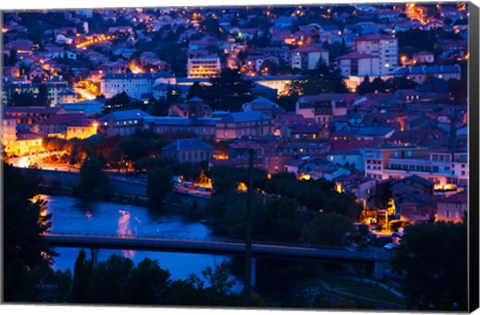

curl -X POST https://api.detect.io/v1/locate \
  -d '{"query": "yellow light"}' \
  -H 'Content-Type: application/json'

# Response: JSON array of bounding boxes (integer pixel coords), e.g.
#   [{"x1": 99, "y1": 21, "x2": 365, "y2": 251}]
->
[
  {"x1": 298, "y1": 174, "x2": 311, "y2": 181},
  {"x1": 237, "y1": 182, "x2": 248, "y2": 192}
]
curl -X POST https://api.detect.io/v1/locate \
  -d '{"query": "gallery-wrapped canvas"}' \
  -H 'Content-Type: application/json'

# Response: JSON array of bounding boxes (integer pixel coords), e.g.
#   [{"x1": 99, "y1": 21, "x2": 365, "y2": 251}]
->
[{"x1": 1, "y1": 0, "x2": 479, "y2": 313}]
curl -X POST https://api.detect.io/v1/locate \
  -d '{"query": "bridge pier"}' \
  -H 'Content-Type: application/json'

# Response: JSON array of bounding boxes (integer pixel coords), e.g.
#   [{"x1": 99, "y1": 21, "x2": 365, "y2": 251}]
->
[
  {"x1": 251, "y1": 258, "x2": 256, "y2": 288},
  {"x1": 90, "y1": 248, "x2": 99, "y2": 267},
  {"x1": 373, "y1": 261, "x2": 388, "y2": 279}
]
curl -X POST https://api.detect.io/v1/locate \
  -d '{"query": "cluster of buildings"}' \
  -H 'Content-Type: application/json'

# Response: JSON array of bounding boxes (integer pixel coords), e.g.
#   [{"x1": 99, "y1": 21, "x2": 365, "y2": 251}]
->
[{"x1": 1, "y1": 3, "x2": 470, "y2": 228}]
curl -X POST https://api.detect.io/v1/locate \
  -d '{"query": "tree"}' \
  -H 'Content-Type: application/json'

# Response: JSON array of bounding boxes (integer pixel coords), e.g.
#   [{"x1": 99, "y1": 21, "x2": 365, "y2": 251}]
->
[
  {"x1": 70, "y1": 249, "x2": 93, "y2": 303},
  {"x1": 357, "y1": 75, "x2": 371, "y2": 95},
  {"x1": 3, "y1": 163, "x2": 55, "y2": 301},
  {"x1": 37, "y1": 84, "x2": 50, "y2": 106},
  {"x1": 187, "y1": 82, "x2": 206, "y2": 100},
  {"x1": 391, "y1": 222, "x2": 467, "y2": 310},
  {"x1": 205, "y1": 68, "x2": 253, "y2": 111},
  {"x1": 146, "y1": 167, "x2": 173, "y2": 209},
  {"x1": 304, "y1": 213, "x2": 352, "y2": 247},
  {"x1": 288, "y1": 58, "x2": 348, "y2": 96},
  {"x1": 126, "y1": 258, "x2": 171, "y2": 304},
  {"x1": 76, "y1": 156, "x2": 111, "y2": 199}
]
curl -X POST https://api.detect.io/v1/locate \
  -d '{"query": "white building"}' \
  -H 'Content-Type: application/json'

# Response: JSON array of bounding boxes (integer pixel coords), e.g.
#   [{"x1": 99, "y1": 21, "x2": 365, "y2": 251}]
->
[
  {"x1": 100, "y1": 73, "x2": 155, "y2": 100},
  {"x1": 337, "y1": 52, "x2": 380, "y2": 78},
  {"x1": 353, "y1": 34, "x2": 398, "y2": 76},
  {"x1": 364, "y1": 147, "x2": 468, "y2": 188},
  {"x1": 187, "y1": 54, "x2": 221, "y2": 78},
  {"x1": 291, "y1": 45, "x2": 329, "y2": 70}
]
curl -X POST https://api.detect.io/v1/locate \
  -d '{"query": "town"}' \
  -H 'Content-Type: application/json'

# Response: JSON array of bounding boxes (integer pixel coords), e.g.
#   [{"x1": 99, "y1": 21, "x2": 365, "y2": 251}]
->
[{"x1": 1, "y1": 2, "x2": 471, "y2": 310}]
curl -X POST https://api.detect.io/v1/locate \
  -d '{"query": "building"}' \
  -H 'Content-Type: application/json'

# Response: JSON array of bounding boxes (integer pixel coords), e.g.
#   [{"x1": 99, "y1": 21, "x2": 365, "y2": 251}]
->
[
  {"x1": 187, "y1": 54, "x2": 221, "y2": 78},
  {"x1": 215, "y1": 111, "x2": 274, "y2": 141},
  {"x1": 353, "y1": 34, "x2": 398, "y2": 75},
  {"x1": 57, "y1": 100, "x2": 105, "y2": 117},
  {"x1": 363, "y1": 147, "x2": 467, "y2": 188},
  {"x1": 393, "y1": 65, "x2": 462, "y2": 84},
  {"x1": 1, "y1": 115, "x2": 17, "y2": 156},
  {"x1": 242, "y1": 97, "x2": 283, "y2": 117},
  {"x1": 4, "y1": 106, "x2": 68, "y2": 125},
  {"x1": 168, "y1": 97, "x2": 213, "y2": 118},
  {"x1": 2, "y1": 78, "x2": 73, "y2": 107},
  {"x1": 161, "y1": 138, "x2": 213, "y2": 163},
  {"x1": 12, "y1": 132, "x2": 43, "y2": 157},
  {"x1": 99, "y1": 109, "x2": 152, "y2": 137},
  {"x1": 291, "y1": 45, "x2": 329, "y2": 70},
  {"x1": 36, "y1": 113, "x2": 97, "y2": 140},
  {"x1": 296, "y1": 94, "x2": 348, "y2": 125},
  {"x1": 143, "y1": 116, "x2": 219, "y2": 140},
  {"x1": 436, "y1": 192, "x2": 467, "y2": 223},
  {"x1": 412, "y1": 51, "x2": 435, "y2": 64},
  {"x1": 337, "y1": 52, "x2": 380, "y2": 78},
  {"x1": 100, "y1": 73, "x2": 156, "y2": 100}
]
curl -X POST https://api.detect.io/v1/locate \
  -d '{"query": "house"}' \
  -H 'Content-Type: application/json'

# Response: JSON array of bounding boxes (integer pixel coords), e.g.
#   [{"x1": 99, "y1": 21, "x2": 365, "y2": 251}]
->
[
  {"x1": 436, "y1": 192, "x2": 467, "y2": 223},
  {"x1": 228, "y1": 142, "x2": 264, "y2": 160},
  {"x1": 242, "y1": 97, "x2": 282, "y2": 117},
  {"x1": 412, "y1": 51, "x2": 435, "y2": 64},
  {"x1": 36, "y1": 113, "x2": 97, "y2": 140},
  {"x1": 168, "y1": 97, "x2": 213, "y2": 118},
  {"x1": 287, "y1": 123, "x2": 328, "y2": 141},
  {"x1": 394, "y1": 89, "x2": 420, "y2": 102},
  {"x1": 161, "y1": 138, "x2": 213, "y2": 163},
  {"x1": 297, "y1": 158, "x2": 351, "y2": 181},
  {"x1": 296, "y1": 94, "x2": 349, "y2": 125}
]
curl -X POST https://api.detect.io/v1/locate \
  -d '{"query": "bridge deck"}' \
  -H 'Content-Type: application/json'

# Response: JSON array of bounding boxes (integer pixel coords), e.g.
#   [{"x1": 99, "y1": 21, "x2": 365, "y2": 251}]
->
[{"x1": 45, "y1": 234, "x2": 392, "y2": 263}]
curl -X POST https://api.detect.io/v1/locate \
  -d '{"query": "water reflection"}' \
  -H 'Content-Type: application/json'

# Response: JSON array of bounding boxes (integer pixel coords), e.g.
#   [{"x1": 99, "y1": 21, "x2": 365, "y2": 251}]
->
[
  {"x1": 42, "y1": 195, "x2": 234, "y2": 283},
  {"x1": 117, "y1": 210, "x2": 136, "y2": 258}
]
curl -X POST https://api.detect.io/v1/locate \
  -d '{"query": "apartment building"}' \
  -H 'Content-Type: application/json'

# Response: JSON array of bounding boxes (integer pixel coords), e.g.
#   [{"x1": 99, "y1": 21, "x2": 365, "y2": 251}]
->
[
  {"x1": 291, "y1": 45, "x2": 329, "y2": 70},
  {"x1": 353, "y1": 34, "x2": 398, "y2": 76},
  {"x1": 337, "y1": 52, "x2": 381, "y2": 77},
  {"x1": 187, "y1": 54, "x2": 221, "y2": 78},
  {"x1": 364, "y1": 147, "x2": 468, "y2": 188}
]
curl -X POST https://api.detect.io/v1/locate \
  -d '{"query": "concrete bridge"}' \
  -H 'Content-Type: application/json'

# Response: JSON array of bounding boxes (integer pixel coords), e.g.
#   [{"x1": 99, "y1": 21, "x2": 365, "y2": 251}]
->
[{"x1": 45, "y1": 234, "x2": 392, "y2": 280}]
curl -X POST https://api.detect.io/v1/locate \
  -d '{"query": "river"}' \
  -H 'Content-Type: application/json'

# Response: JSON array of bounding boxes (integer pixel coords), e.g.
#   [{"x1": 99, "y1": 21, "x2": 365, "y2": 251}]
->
[{"x1": 42, "y1": 194, "x2": 236, "y2": 284}]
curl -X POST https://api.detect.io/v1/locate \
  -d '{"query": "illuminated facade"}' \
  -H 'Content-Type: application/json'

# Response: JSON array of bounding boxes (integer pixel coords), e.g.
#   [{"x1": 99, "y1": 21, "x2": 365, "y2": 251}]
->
[
  {"x1": 187, "y1": 54, "x2": 221, "y2": 78},
  {"x1": 364, "y1": 147, "x2": 468, "y2": 188},
  {"x1": 436, "y1": 193, "x2": 467, "y2": 223},
  {"x1": 1, "y1": 116, "x2": 17, "y2": 156}
]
